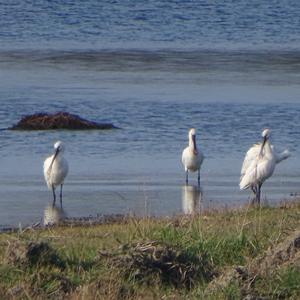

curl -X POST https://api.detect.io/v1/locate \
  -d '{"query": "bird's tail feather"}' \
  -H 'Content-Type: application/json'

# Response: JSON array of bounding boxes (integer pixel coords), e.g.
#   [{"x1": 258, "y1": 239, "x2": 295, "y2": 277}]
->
[
  {"x1": 276, "y1": 149, "x2": 290, "y2": 163},
  {"x1": 239, "y1": 176, "x2": 251, "y2": 190}
]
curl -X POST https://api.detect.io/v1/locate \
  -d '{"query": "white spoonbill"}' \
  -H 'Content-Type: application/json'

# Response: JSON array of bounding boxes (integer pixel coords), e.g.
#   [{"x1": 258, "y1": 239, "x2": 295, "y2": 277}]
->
[
  {"x1": 44, "y1": 141, "x2": 69, "y2": 208},
  {"x1": 182, "y1": 128, "x2": 204, "y2": 185},
  {"x1": 240, "y1": 129, "x2": 290, "y2": 204}
]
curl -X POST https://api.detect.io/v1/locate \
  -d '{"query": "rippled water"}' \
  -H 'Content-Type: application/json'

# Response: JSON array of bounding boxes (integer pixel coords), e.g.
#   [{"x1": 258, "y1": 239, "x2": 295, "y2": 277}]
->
[
  {"x1": 1, "y1": 0, "x2": 300, "y2": 50},
  {"x1": 0, "y1": 1, "x2": 300, "y2": 228}
]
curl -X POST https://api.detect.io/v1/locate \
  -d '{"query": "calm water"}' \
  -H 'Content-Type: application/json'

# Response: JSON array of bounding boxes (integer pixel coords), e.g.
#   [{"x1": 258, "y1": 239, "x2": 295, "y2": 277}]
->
[{"x1": 0, "y1": 0, "x2": 300, "y2": 228}]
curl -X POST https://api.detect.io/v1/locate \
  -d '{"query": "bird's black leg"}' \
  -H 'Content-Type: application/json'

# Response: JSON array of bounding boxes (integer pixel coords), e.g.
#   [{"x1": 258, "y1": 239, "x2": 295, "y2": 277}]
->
[
  {"x1": 197, "y1": 169, "x2": 200, "y2": 186},
  {"x1": 256, "y1": 183, "x2": 262, "y2": 205},
  {"x1": 60, "y1": 184, "x2": 63, "y2": 209},
  {"x1": 250, "y1": 185, "x2": 257, "y2": 204},
  {"x1": 185, "y1": 170, "x2": 188, "y2": 185},
  {"x1": 52, "y1": 185, "x2": 56, "y2": 207},
  {"x1": 254, "y1": 184, "x2": 260, "y2": 205}
]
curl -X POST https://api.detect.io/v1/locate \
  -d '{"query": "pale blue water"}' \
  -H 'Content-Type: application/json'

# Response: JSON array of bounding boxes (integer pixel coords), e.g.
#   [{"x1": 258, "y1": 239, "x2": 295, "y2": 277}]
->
[{"x1": 0, "y1": 1, "x2": 300, "y2": 228}]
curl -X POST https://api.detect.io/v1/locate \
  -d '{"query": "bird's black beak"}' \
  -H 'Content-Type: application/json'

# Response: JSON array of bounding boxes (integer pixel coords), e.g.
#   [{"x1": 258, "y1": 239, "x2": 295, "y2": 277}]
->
[
  {"x1": 50, "y1": 147, "x2": 60, "y2": 168},
  {"x1": 192, "y1": 134, "x2": 197, "y2": 147},
  {"x1": 192, "y1": 134, "x2": 198, "y2": 154},
  {"x1": 259, "y1": 136, "x2": 267, "y2": 156}
]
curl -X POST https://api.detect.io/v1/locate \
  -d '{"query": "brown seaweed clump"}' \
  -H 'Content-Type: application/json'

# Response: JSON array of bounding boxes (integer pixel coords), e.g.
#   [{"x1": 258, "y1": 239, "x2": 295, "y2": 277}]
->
[{"x1": 10, "y1": 112, "x2": 118, "y2": 130}]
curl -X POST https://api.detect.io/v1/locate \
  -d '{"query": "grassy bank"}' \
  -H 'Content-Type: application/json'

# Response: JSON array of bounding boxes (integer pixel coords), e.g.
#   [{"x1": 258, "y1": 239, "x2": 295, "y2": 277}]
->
[{"x1": 1, "y1": 201, "x2": 300, "y2": 299}]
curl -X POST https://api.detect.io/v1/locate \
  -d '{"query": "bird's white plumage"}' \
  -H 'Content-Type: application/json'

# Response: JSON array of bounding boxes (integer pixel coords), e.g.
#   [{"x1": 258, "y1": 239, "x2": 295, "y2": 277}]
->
[
  {"x1": 182, "y1": 128, "x2": 204, "y2": 173},
  {"x1": 43, "y1": 155, "x2": 68, "y2": 189},
  {"x1": 275, "y1": 149, "x2": 290, "y2": 164},
  {"x1": 239, "y1": 145, "x2": 276, "y2": 190},
  {"x1": 239, "y1": 129, "x2": 290, "y2": 194},
  {"x1": 240, "y1": 143, "x2": 262, "y2": 183},
  {"x1": 182, "y1": 148, "x2": 203, "y2": 172},
  {"x1": 43, "y1": 141, "x2": 68, "y2": 190},
  {"x1": 240, "y1": 143, "x2": 290, "y2": 184}
]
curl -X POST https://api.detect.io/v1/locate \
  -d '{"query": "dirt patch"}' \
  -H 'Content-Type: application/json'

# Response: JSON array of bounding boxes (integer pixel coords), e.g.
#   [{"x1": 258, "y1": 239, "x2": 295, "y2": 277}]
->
[
  {"x1": 98, "y1": 240, "x2": 215, "y2": 289},
  {"x1": 10, "y1": 112, "x2": 118, "y2": 130}
]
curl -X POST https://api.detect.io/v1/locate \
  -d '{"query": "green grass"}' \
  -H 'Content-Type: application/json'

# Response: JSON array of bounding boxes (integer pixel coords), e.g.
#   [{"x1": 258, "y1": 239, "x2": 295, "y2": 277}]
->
[
  {"x1": 253, "y1": 266, "x2": 300, "y2": 299},
  {"x1": 0, "y1": 202, "x2": 300, "y2": 299}
]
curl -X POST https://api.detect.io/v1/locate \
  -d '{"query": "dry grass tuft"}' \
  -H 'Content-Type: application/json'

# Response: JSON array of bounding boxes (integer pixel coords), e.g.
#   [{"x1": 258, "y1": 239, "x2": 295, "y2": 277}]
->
[
  {"x1": 99, "y1": 240, "x2": 215, "y2": 289},
  {"x1": 5, "y1": 240, "x2": 65, "y2": 269},
  {"x1": 1, "y1": 202, "x2": 300, "y2": 299}
]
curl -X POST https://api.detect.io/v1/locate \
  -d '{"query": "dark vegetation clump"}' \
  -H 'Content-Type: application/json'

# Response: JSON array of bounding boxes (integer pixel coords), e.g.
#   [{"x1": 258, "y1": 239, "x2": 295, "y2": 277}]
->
[
  {"x1": 99, "y1": 240, "x2": 215, "y2": 289},
  {"x1": 10, "y1": 112, "x2": 118, "y2": 130},
  {"x1": 5, "y1": 240, "x2": 65, "y2": 269},
  {"x1": 38, "y1": 273, "x2": 76, "y2": 295}
]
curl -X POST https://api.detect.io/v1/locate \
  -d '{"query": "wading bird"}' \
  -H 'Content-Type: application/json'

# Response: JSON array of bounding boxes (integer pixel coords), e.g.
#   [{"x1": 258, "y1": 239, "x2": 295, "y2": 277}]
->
[
  {"x1": 182, "y1": 128, "x2": 204, "y2": 185},
  {"x1": 44, "y1": 141, "x2": 69, "y2": 208},
  {"x1": 240, "y1": 129, "x2": 290, "y2": 204}
]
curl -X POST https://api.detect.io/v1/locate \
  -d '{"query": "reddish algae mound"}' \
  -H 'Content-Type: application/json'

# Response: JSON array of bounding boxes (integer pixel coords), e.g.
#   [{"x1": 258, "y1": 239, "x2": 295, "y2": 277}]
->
[{"x1": 10, "y1": 112, "x2": 117, "y2": 130}]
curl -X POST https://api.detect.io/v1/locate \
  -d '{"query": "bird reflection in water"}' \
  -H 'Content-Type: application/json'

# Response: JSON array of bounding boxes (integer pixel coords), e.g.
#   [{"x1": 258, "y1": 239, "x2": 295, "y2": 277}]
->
[
  {"x1": 182, "y1": 184, "x2": 203, "y2": 215},
  {"x1": 43, "y1": 204, "x2": 66, "y2": 226}
]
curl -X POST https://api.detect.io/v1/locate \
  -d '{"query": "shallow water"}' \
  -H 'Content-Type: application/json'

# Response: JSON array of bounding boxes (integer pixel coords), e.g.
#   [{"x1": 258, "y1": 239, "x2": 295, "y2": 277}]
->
[
  {"x1": 0, "y1": 97, "x2": 299, "y2": 227},
  {"x1": 1, "y1": 1, "x2": 300, "y2": 228}
]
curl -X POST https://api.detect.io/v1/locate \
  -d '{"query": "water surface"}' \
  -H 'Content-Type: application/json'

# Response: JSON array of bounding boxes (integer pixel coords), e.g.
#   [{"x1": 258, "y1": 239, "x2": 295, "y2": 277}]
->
[{"x1": 0, "y1": 0, "x2": 300, "y2": 228}]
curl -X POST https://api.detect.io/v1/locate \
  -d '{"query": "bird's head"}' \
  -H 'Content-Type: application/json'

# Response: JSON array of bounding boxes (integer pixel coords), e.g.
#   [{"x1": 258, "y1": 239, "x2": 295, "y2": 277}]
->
[
  {"x1": 48, "y1": 141, "x2": 65, "y2": 172},
  {"x1": 189, "y1": 128, "x2": 196, "y2": 139},
  {"x1": 188, "y1": 128, "x2": 198, "y2": 154},
  {"x1": 54, "y1": 141, "x2": 65, "y2": 153},
  {"x1": 261, "y1": 128, "x2": 271, "y2": 139},
  {"x1": 259, "y1": 128, "x2": 271, "y2": 156}
]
